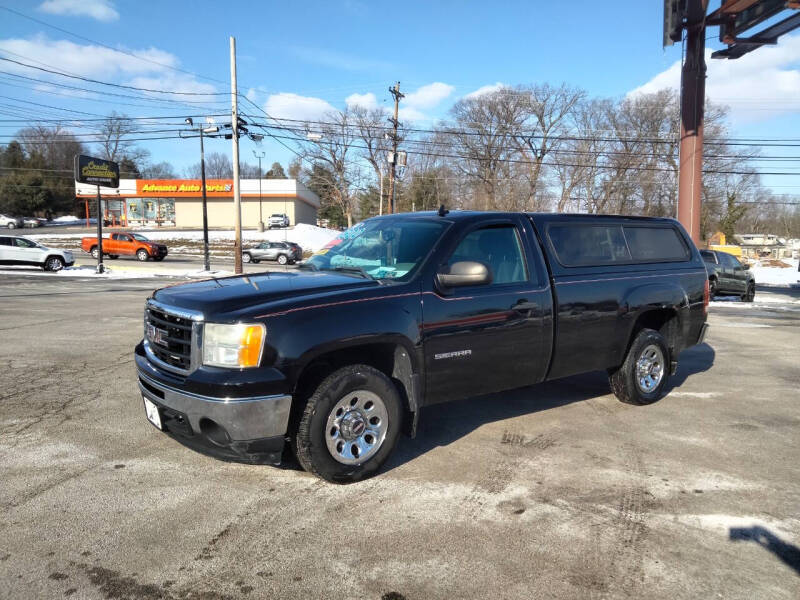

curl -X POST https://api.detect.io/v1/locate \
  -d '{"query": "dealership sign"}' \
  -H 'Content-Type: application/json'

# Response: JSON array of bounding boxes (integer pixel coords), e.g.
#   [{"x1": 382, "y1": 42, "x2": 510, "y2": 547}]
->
[
  {"x1": 74, "y1": 155, "x2": 119, "y2": 188},
  {"x1": 136, "y1": 179, "x2": 234, "y2": 197}
]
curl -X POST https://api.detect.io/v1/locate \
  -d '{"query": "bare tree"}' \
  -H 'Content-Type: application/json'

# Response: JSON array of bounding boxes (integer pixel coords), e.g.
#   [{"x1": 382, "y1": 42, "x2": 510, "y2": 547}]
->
[
  {"x1": 97, "y1": 112, "x2": 150, "y2": 166},
  {"x1": 185, "y1": 152, "x2": 233, "y2": 179},
  {"x1": 140, "y1": 161, "x2": 176, "y2": 179},
  {"x1": 300, "y1": 109, "x2": 361, "y2": 227}
]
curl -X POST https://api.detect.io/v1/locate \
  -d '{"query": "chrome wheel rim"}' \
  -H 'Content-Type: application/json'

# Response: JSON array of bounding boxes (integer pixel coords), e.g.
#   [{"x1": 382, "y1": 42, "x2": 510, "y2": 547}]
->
[
  {"x1": 636, "y1": 344, "x2": 664, "y2": 394},
  {"x1": 325, "y1": 390, "x2": 388, "y2": 465},
  {"x1": 242, "y1": 253, "x2": 251, "y2": 263},
  {"x1": 47, "y1": 258, "x2": 63, "y2": 271}
]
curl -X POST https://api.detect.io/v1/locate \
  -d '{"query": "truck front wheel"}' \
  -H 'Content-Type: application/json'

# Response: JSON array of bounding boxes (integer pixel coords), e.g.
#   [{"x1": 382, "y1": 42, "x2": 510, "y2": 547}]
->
[
  {"x1": 137, "y1": 249, "x2": 149, "y2": 261},
  {"x1": 293, "y1": 364, "x2": 402, "y2": 484},
  {"x1": 609, "y1": 328, "x2": 670, "y2": 405}
]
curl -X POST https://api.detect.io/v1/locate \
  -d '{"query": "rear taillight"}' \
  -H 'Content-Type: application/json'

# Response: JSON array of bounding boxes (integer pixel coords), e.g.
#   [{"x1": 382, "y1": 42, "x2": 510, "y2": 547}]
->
[{"x1": 703, "y1": 279, "x2": 709, "y2": 316}]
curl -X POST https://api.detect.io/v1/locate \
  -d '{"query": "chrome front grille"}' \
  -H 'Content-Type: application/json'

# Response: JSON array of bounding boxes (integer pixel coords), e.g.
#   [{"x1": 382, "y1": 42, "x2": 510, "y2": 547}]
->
[{"x1": 144, "y1": 300, "x2": 202, "y2": 374}]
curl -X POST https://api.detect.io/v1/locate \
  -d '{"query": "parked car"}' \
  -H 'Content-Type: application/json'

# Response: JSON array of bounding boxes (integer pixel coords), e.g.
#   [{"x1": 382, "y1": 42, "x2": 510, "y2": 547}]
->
[
  {"x1": 0, "y1": 235, "x2": 74, "y2": 271},
  {"x1": 268, "y1": 214, "x2": 290, "y2": 229},
  {"x1": 136, "y1": 211, "x2": 709, "y2": 483},
  {"x1": 0, "y1": 214, "x2": 23, "y2": 229},
  {"x1": 23, "y1": 217, "x2": 45, "y2": 228},
  {"x1": 242, "y1": 241, "x2": 301, "y2": 265},
  {"x1": 80, "y1": 232, "x2": 168, "y2": 261},
  {"x1": 701, "y1": 249, "x2": 755, "y2": 301}
]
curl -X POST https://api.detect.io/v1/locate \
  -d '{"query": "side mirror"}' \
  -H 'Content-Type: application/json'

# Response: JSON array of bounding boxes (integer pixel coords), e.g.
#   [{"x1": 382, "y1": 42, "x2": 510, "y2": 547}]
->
[{"x1": 436, "y1": 261, "x2": 492, "y2": 289}]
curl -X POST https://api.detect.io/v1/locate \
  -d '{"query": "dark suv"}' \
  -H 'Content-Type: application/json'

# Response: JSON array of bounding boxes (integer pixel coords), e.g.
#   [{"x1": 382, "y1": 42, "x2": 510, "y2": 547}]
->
[{"x1": 701, "y1": 249, "x2": 755, "y2": 301}]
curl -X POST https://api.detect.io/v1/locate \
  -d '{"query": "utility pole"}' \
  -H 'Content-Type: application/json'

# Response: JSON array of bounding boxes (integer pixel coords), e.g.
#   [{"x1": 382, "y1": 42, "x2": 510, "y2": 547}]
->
[
  {"x1": 253, "y1": 150, "x2": 265, "y2": 232},
  {"x1": 387, "y1": 81, "x2": 404, "y2": 214},
  {"x1": 677, "y1": 0, "x2": 708, "y2": 246},
  {"x1": 230, "y1": 36, "x2": 243, "y2": 274}
]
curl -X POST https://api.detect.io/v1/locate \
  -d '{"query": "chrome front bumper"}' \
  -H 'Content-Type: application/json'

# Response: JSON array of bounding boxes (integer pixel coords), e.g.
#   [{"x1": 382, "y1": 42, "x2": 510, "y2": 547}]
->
[{"x1": 137, "y1": 369, "x2": 292, "y2": 441}]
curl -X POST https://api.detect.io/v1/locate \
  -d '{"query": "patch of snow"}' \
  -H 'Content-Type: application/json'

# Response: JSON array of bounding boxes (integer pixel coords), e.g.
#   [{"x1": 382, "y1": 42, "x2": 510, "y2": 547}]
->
[
  {"x1": 27, "y1": 223, "x2": 340, "y2": 251},
  {"x1": 750, "y1": 259, "x2": 799, "y2": 286}
]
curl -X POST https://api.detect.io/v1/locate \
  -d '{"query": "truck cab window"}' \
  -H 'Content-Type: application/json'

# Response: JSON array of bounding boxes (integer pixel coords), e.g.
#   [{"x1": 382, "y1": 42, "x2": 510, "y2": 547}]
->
[{"x1": 449, "y1": 225, "x2": 527, "y2": 285}]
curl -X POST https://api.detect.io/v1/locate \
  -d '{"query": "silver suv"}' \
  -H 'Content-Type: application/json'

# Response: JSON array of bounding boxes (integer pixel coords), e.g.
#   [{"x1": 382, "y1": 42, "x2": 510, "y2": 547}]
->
[
  {"x1": 0, "y1": 235, "x2": 75, "y2": 271},
  {"x1": 0, "y1": 214, "x2": 23, "y2": 229},
  {"x1": 242, "y1": 241, "x2": 301, "y2": 265}
]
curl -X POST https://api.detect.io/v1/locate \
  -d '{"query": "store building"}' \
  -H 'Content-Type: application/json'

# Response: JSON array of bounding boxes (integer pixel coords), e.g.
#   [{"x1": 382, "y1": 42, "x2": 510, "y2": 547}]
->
[{"x1": 75, "y1": 178, "x2": 320, "y2": 228}]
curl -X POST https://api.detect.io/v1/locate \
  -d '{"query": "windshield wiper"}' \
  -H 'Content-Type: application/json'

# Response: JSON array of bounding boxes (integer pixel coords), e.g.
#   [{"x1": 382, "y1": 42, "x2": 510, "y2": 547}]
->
[{"x1": 329, "y1": 266, "x2": 376, "y2": 280}]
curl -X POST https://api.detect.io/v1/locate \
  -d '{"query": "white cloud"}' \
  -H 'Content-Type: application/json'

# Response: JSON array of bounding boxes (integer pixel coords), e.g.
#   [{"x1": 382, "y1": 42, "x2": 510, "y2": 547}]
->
[
  {"x1": 465, "y1": 82, "x2": 508, "y2": 99},
  {"x1": 264, "y1": 93, "x2": 336, "y2": 122},
  {"x1": 403, "y1": 82, "x2": 454, "y2": 109},
  {"x1": 246, "y1": 88, "x2": 258, "y2": 102},
  {"x1": 345, "y1": 92, "x2": 378, "y2": 110},
  {"x1": 630, "y1": 34, "x2": 800, "y2": 124},
  {"x1": 38, "y1": 0, "x2": 119, "y2": 22},
  {"x1": 0, "y1": 35, "x2": 216, "y2": 96}
]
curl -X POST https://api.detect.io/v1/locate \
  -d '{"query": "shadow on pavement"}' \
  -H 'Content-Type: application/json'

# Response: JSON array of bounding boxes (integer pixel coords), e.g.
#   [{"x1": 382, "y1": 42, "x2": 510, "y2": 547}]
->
[
  {"x1": 387, "y1": 343, "x2": 715, "y2": 472},
  {"x1": 730, "y1": 526, "x2": 800, "y2": 576}
]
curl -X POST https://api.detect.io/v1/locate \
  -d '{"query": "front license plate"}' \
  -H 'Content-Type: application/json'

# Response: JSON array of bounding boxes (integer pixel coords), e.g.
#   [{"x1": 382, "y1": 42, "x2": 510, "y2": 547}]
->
[{"x1": 143, "y1": 396, "x2": 162, "y2": 430}]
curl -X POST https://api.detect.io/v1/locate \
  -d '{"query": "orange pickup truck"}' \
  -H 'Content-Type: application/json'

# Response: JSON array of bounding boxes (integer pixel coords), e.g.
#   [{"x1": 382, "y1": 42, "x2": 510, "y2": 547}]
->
[{"x1": 81, "y1": 232, "x2": 168, "y2": 261}]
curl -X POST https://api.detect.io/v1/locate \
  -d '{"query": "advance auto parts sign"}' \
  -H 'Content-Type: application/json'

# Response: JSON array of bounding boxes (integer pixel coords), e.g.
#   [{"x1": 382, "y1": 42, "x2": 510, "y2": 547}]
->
[
  {"x1": 135, "y1": 179, "x2": 234, "y2": 197},
  {"x1": 74, "y1": 155, "x2": 119, "y2": 188}
]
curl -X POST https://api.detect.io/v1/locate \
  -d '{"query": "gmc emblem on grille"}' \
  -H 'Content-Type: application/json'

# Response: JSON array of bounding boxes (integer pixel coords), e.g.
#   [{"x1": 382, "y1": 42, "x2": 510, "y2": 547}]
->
[{"x1": 146, "y1": 324, "x2": 168, "y2": 346}]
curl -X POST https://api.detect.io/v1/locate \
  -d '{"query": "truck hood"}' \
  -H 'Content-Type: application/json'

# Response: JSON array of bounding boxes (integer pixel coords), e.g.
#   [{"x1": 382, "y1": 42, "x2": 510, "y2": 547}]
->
[{"x1": 151, "y1": 270, "x2": 379, "y2": 318}]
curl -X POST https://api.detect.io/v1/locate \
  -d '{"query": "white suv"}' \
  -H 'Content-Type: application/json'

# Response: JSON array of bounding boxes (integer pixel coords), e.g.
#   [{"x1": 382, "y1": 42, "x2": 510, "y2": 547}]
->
[
  {"x1": 0, "y1": 214, "x2": 23, "y2": 229},
  {"x1": 268, "y1": 213, "x2": 290, "y2": 228},
  {"x1": 0, "y1": 235, "x2": 74, "y2": 271}
]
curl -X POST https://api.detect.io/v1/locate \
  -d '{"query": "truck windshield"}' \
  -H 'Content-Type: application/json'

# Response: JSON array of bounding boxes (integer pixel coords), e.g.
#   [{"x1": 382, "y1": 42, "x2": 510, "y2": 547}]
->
[
  {"x1": 305, "y1": 218, "x2": 447, "y2": 281},
  {"x1": 131, "y1": 234, "x2": 150, "y2": 241}
]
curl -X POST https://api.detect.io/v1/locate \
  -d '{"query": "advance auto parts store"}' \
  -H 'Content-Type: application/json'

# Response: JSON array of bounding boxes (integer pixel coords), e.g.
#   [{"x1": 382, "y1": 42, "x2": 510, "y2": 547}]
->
[{"x1": 75, "y1": 178, "x2": 320, "y2": 228}]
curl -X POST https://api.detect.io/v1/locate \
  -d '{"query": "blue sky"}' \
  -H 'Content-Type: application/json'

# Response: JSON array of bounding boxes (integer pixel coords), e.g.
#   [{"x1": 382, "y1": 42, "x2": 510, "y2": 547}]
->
[{"x1": 1, "y1": 0, "x2": 798, "y2": 192}]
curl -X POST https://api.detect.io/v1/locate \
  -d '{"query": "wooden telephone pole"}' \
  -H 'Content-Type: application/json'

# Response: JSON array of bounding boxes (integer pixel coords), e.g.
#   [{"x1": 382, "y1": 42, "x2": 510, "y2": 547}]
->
[{"x1": 387, "y1": 82, "x2": 404, "y2": 214}]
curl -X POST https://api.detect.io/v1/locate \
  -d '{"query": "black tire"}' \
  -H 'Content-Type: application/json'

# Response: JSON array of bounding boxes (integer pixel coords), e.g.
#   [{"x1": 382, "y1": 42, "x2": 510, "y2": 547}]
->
[
  {"x1": 743, "y1": 282, "x2": 755, "y2": 302},
  {"x1": 293, "y1": 364, "x2": 403, "y2": 484},
  {"x1": 90, "y1": 246, "x2": 99, "y2": 259},
  {"x1": 136, "y1": 249, "x2": 149, "y2": 262},
  {"x1": 609, "y1": 328, "x2": 670, "y2": 406},
  {"x1": 43, "y1": 256, "x2": 64, "y2": 272},
  {"x1": 709, "y1": 277, "x2": 718, "y2": 298},
  {"x1": 7, "y1": 222, "x2": 15, "y2": 229},
  {"x1": 109, "y1": 254, "x2": 119, "y2": 260},
  {"x1": 251, "y1": 258, "x2": 260, "y2": 264},
  {"x1": 277, "y1": 254, "x2": 288, "y2": 265},
  {"x1": 242, "y1": 252, "x2": 252, "y2": 263},
  {"x1": 153, "y1": 256, "x2": 164, "y2": 262}
]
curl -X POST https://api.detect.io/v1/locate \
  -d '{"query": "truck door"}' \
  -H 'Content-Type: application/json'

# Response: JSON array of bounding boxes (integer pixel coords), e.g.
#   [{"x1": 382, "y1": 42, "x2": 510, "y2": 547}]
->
[{"x1": 422, "y1": 216, "x2": 552, "y2": 404}]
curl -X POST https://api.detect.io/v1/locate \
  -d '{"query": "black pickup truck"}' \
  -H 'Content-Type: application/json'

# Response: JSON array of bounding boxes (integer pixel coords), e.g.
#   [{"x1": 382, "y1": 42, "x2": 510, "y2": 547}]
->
[{"x1": 135, "y1": 211, "x2": 709, "y2": 483}]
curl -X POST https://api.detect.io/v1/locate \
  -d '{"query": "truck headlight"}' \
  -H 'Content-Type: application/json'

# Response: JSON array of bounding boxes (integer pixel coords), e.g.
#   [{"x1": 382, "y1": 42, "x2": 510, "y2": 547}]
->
[{"x1": 202, "y1": 323, "x2": 265, "y2": 368}]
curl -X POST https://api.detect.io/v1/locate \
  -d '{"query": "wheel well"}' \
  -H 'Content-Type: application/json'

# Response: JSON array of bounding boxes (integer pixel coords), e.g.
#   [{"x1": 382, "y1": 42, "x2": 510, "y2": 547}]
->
[
  {"x1": 291, "y1": 343, "x2": 417, "y2": 433},
  {"x1": 630, "y1": 308, "x2": 679, "y2": 354}
]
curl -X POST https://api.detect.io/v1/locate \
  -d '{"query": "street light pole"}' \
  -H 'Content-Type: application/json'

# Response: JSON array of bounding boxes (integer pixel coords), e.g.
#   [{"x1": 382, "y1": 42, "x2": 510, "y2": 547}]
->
[
  {"x1": 199, "y1": 127, "x2": 210, "y2": 271},
  {"x1": 253, "y1": 150, "x2": 265, "y2": 232},
  {"x1": 183, "y1": 118, "x2": 218, "y2": 272}
]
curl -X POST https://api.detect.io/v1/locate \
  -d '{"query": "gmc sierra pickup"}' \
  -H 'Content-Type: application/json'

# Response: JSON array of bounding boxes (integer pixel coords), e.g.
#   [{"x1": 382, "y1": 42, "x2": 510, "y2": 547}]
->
[{"x1": 136, "y1": 211, "x2": 709, "y2": 483}]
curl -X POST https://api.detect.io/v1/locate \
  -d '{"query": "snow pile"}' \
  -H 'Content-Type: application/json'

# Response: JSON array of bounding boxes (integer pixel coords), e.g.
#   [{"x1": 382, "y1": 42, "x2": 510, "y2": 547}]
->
[
  {"x1": 749, "y1": 259, "x2": 799, "y2": 287},
  {"x1": 30, "y1": 224, "x2": 340, "y2": 252}
]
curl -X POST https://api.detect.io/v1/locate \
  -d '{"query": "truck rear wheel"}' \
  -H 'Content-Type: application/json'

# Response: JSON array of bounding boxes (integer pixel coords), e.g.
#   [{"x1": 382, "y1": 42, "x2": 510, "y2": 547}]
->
[
  {"x1": 609, "y1": 328, "x2": 670, "y2": 405},
  {"x1": 293, "y1": 364, "x2": 402, "y2": 484},
  {"x1": 90, "y1": 246, "x2": 99, "y2": 259}
]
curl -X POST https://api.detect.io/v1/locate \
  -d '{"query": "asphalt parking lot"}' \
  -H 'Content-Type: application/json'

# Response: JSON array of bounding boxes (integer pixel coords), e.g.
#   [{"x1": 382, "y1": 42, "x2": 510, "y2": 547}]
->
[{"x1": 0, "y1": 273, "x2": 798, "y2": 600}]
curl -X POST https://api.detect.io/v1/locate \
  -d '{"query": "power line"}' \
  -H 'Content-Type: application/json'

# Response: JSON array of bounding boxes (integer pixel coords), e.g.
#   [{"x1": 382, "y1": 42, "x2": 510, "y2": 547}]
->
[
  {"x1": 0, "y1": 5, "x2": 230, "y2": 87},
  {"x1": 0, "y1": 55, "x2": 227, "y2": 96}
]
